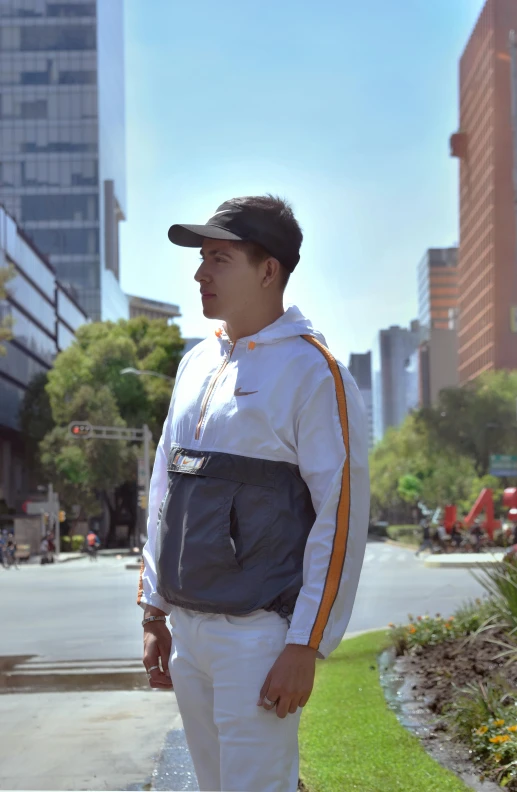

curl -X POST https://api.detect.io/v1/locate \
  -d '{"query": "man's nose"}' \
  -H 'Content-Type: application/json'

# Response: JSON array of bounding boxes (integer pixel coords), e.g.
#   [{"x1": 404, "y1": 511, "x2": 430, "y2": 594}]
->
[{"x1": 194, "y1": 262, "x2": 209, "y2": 283}]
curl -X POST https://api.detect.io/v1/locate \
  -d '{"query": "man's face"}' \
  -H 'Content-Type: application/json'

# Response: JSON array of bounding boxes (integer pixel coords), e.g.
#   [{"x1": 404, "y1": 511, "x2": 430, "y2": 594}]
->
[{"x1": 194, "y1": 239, "x2": 263, "y2": 321}]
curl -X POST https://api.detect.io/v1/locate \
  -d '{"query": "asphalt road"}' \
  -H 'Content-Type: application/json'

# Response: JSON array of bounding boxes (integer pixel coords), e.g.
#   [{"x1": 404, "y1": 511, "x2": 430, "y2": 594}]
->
[{"x1": 0, "y1": 541, "x2": 487, "y2": 791}]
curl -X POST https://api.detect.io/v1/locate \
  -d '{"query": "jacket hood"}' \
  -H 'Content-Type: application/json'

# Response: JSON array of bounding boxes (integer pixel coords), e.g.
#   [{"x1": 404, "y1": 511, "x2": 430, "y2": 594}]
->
[{"x1": 217, "y1": 305, "x2": 327, "y2": 347}]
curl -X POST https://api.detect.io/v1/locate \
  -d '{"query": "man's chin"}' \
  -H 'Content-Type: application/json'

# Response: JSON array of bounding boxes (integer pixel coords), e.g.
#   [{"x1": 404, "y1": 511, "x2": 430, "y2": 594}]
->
[{"x1": 202, "y1": 301, "x2": 220, "y2": 319}]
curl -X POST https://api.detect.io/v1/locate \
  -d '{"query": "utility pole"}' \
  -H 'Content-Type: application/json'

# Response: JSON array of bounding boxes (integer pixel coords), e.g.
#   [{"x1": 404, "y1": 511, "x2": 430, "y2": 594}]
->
[
  {"x1": 510, "y1": 31, "x2": 517, "y2": 270},
  {"x1": 47, "y1": 482, "x2": 60, "y2": 559}
]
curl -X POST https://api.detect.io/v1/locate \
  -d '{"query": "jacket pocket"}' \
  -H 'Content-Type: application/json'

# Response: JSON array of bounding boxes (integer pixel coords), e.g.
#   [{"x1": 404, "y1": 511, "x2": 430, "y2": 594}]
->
[{"x1": 156, "y1": 471, "x2": 271, "y2": 610}]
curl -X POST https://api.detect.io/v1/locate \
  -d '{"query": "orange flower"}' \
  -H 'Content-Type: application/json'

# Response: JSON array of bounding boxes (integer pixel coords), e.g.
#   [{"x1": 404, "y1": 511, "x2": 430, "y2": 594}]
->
[
  {"x1": 494, "y1": 719, "x2": 505, "y2": 728},
  {"x1": 409, "y1": 626, "x2": 417, "y2": 634},
  {"x1": 506, "y1": 725, "x2": 517, "y2": 733},
  {"x1": 445, "y1": 623, "x2": 452, "y2": 629},
  {"x1": 476, "y1": 726, "x2": 489, "y2": 735},
  {"x1": 489, "y1": 735, "x2": 510, "y2": 744}
]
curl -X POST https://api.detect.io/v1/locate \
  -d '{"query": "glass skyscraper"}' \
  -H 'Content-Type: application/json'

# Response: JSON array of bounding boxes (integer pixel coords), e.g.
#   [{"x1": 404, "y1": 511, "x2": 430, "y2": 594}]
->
[{"x1": 0, "y1": 0, "x2": 128, "y2": 321}]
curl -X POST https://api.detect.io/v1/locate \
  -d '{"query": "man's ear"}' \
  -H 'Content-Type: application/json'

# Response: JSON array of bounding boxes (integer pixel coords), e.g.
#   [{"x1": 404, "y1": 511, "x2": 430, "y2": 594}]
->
[{"x1": 262, "y1": 257, "x2": 281, "y2": 288}]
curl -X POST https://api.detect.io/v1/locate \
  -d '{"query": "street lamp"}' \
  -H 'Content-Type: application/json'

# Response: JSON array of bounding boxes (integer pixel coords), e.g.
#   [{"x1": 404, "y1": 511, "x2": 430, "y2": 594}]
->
[{"x1": 120, "y1": 367, "x2": 174, "y2": 384}]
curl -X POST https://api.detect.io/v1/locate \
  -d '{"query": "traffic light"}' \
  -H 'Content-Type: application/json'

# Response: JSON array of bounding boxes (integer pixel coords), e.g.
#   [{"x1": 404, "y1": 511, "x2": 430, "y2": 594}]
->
[
  {"x1": 59, "y1": 510, "x2": 66, "y2": 523},
  {"x1": 69, "y1": 421, "x2": 92, "y2": 438}
]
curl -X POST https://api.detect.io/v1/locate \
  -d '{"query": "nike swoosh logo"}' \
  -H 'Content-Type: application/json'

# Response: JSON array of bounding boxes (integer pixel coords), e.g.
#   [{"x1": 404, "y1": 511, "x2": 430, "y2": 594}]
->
[{"x1": 234, "y1": 387, "x2": 259, "y2": 397}]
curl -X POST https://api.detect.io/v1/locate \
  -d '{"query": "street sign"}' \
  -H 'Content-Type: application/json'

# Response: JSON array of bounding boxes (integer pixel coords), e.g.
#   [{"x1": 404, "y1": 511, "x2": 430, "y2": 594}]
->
[
  {"x1": 69, "y1": 421, "x2": 92, "y2": 437},
  {"x1": 25, "y1": 501, "x2": 50, "y2": 515},
  {"x1": 489, "y1": 454, "x2": 517, "y2": 477}
]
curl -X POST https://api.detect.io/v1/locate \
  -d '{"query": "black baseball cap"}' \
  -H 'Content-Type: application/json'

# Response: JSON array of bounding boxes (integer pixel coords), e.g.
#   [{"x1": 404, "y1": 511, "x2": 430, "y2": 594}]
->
[{"x1": 168, "y1": 200, "x2": 301, "y2": 273}]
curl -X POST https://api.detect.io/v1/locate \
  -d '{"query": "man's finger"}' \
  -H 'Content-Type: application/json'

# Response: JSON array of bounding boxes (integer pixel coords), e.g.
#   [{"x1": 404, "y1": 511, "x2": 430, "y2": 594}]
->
[
  {"x1": 262, "y1": 686, "x2": 281, "y2": 711},
  {"x1": 147, "y1": 667, "x2": 173, "y2": 689},
  {"x1": 159, "y1": 644, "x2": 172, "y2": 679},
  {"x1": 275, "y1": 695, "x2": 291, "y2": 719},
  {"x1": 299, "y1": 691, "x2": 312, "y2": 708},
  {"x1": 257, "y1": 671, "x2": 272, "y2": 706}
]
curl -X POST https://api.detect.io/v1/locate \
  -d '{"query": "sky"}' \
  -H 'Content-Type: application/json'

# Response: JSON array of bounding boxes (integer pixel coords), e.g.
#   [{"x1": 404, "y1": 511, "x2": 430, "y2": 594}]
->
[{"x1": 119, "y1": 0, "x2": 484, "y2": 364}]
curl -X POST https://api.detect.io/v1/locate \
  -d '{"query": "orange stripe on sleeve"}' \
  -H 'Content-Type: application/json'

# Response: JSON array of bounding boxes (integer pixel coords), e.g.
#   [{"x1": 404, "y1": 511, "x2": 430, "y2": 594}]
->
[
  {"x1": 301, "y1": 335, "x2": 351, "y2": 651},
  {"x1": 136, "y1": 558, "x2": 145, "y2": 605}
]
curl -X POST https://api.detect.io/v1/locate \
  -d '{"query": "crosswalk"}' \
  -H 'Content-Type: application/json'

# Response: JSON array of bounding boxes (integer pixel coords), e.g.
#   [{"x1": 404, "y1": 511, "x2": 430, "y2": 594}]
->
[{"x1": 363, "y1": 547, "x2": 415, "y2": 564}]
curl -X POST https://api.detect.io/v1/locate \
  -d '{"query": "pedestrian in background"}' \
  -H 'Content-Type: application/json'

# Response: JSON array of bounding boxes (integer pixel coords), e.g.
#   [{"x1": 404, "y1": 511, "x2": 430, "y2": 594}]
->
[
  {"x1": 85, "y1": 529, "x2": 100, "y2": 561},
  {"x1": 415, "y1": 521, "x2": 433, "y2": 556},
  {"x1": 137, "y1": 195, "x2": 370, "y2": 792}
]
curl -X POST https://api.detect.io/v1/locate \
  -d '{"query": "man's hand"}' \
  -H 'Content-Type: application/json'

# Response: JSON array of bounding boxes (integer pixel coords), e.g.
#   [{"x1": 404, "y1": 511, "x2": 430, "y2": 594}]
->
[
  {"x1": 257, "y1": 644, "x2": 317, "y2": 719},
  {"x1": 142, "y1": 610, "x2": 173, "y2": 689}
]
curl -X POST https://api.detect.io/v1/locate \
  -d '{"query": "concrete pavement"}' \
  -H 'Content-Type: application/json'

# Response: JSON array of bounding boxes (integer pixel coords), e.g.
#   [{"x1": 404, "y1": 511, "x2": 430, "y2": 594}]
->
[{"x1": 0, "y1": 543, "x2": 492, "y2": 790}]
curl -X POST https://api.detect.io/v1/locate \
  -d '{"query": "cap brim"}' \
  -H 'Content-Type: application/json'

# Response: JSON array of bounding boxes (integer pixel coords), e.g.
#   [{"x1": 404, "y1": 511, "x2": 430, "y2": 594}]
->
[{"x1": 168, "y1": 223, "x2": 244, "y2": 247}]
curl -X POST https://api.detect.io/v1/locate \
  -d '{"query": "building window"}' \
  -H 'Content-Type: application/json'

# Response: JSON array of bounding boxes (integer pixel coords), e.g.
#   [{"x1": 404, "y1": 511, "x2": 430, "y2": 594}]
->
[
  {"x1": 20, "y1": 25, "x2": 96, "y2": 51},
  {"x1": 28, "y1": 228, "x2": 99, "y2": 256},
  {"x1": 47, "y1": 3, "x2": 96, "y2": 16},
  {"x1": 21, "y1": 194, "x2": 98, "y2": 222},
  {"x1": 20, "y1": 99, "x2": 47, "y2": 119},
  {"x1": 59, "y1": 70, "x2": 96, "y2": 85}
]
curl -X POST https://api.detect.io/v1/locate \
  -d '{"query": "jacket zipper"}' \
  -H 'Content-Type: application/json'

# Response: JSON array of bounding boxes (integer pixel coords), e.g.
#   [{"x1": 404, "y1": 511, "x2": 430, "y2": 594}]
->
[{"x1": 195, "y1": 342, "x2": 234, "y2": 440}]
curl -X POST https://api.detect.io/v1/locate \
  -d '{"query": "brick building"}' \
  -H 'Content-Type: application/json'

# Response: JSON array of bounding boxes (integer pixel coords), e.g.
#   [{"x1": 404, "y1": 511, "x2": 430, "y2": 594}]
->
[{"x1": 451, "y1": 0, "x2": 517, "y2": 382}]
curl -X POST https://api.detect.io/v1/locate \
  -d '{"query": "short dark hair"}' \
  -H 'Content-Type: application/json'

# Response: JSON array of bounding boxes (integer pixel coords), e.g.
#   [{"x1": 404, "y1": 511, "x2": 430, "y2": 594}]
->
[{"x1": 228, "y1": 194, "x2": 303, "y2": 291}]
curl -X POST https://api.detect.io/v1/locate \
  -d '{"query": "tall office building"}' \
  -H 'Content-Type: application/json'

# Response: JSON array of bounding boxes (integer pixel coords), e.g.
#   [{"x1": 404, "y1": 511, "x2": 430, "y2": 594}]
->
[
  {"x1": 0, "y1": 205, "x2": 88, "y2": 509},
  {"x1": 372, "y1": 321, "x2": 421, "y2": 442},
  {"x1": 417, "y1": 248, "x2": 459, "y2": 406},
  {"x1": 0, "y1": 0, "x2": 128, "y2": 321},
  {"x1": 418, "y1": 248, "x2": 458, "y2": 334},
  {"x1": 451, "y1": 0, "x2": 517, "y2": 382},
  {"x1": 348, "y1": 351, "x2": 374, "y2": 450}
]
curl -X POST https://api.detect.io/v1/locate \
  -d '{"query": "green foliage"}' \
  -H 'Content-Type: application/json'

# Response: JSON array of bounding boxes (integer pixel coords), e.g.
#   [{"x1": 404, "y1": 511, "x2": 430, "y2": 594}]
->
[
  {"x1": 418, "y1": 371, "x2": 517, "y2": 477},
  {"x1": 388, "y1": 600, "x2": 494, "y2": 654},
  {"x1": 472, "y1": 556, "x2": 517, "y2": 636},
  {"x1": 397, "y1": 474, "x2": 422, "y2": 504},
  {"x1": 25, "y1": 316, "x2": 184, "y2": 516},
  {"x1": 387, "y1": 524, "x2": 420, "y2": 546},
  {"x1": 0, "y1": 264, "x2": 15, "y2": 356},
  {"x1": 371, "y1": 370, "x2": 517, "y2": 518},
  {"x1": 60, "y1": 536, "x2": 71, "y2": 552},
  {"x1": 40, "y1": 385, "x2": 136, "y2": 515},
  {"x1": 18, "y1": 372, "x2": 54, "y2": 474},
  {"x1": 443, "y1": 681, "x2": 517, "y2": 787},
  {"x1": 299, "y1": 631, "x2": 469, "y2": 792},
  {"x1": 71, "y1": 535, "x2": 85, "y2": 552}
]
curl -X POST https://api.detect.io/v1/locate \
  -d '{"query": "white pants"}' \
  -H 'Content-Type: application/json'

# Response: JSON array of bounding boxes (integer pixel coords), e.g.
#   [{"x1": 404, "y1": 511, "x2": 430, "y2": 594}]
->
[{"x1": 169, "y1": 606, "x2": 302, "y2": 792}]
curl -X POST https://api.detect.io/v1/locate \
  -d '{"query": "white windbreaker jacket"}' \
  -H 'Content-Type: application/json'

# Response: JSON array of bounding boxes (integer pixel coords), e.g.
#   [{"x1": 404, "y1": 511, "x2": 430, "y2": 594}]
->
[{"x1": 138, "y1": 305, "x2": 370, "y2": 659}]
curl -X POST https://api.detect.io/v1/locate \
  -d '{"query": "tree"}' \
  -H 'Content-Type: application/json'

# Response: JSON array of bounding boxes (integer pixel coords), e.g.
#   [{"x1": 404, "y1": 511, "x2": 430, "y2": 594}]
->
[
  {"x1": 28, "y1": 316, "x2": 185, "y2": 545},
  {"x1": 19, "y1": 372, "x2": 54, "y2": 478},
  {"x1": 0, "y1": 264, "x2": 15, "y2": 356},
  {"x1": 417, "y1": 371, "x2": 517, "y2": 476}
]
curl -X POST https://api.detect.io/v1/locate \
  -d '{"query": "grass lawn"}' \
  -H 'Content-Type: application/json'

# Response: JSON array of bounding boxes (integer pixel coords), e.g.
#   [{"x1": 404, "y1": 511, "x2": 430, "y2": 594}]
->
[
  {"x1": 387, "y1": 524, "x2": 420, "y2": 547},
  {"x1": 299, "y1": 631, "x2": 470, "y2": 792}
]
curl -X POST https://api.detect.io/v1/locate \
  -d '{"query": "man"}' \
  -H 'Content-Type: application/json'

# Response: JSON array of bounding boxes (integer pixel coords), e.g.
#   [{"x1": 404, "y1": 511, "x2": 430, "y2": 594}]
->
[
  {"x1": 138, "y1": 195, "x2": 370, "y2": 792},
  {"x1": 85, "y1": 529, "x2": 100, "y2": 561}
]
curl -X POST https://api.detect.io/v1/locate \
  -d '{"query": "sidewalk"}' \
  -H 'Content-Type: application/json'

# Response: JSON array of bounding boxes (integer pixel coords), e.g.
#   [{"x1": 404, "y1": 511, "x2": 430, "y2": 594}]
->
[
  {"x1": 27, "y1": 548, "x2": 140, "y2": 565},
  {"x1": 422, "y1": 550, "x2": 507, "y2": 568}
]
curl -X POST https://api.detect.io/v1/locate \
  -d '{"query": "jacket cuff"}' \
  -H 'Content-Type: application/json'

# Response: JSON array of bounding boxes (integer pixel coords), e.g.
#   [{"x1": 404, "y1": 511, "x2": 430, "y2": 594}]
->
[
  {"x1": 285, "y1": 630, "x2": 328, "y2": 659},
  {"x1": 138, "y1": 593, "x2": 173, "y2": 615}
]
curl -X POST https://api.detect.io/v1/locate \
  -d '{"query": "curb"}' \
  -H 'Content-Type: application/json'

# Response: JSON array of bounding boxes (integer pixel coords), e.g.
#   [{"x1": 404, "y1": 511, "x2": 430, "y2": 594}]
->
[
  {"x1": 342, "y1": 626, "x2": 389, "y2": 641},
  {"x1": 384, "y1": 539, "x2": 419, "y2": 552},
  {"x1": 424, "y1": 556, "x2": 505, "y2": 569}
]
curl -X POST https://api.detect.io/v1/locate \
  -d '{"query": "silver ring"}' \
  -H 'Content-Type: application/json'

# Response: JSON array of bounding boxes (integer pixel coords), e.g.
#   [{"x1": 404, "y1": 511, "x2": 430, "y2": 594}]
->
[
  {"x1": 147, "y1": 665, "x2": 160, "y2": 673},
  {"x1": 264, "y1": 696, "x2": 277, "y2": 707}
]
